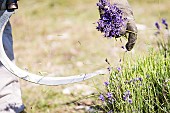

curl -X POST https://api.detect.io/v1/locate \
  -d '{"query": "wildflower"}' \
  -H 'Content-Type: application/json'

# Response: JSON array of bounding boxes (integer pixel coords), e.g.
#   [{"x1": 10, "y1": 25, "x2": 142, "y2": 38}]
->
[
  {"x1": 107, "y1": 92, "x2": 113, "y2": 99},
  {"x1": 128, "y1": 77, "x2": 143, "y2": 84},
  {"x1": 107, "y1": 67, "x2": 112, "y2": 72},
  {"x1": 123, "y1": 90, "x2": 130, "y2": 101},
  {"x1": 104, "y1": 81, "x2": 109, "y2": 87},
  {"x1": 155, "y1": 22, "x2": 160, "y2": 30},
  {"x1": 99, "y1": 94, "x2": 105, "y2": 101},
  {"x1": 117, "y1": 67, "x2": 121, "y2": 72},
  {"x1": 135, "y1": 77, "x2": 143, "y2": 82},
  {"x1": 138, "y1": 77, "x2": 142, "y2": 81},
  {"x1": 121, "y1": 46, "x2": 125, "y2": 49},
  {"x1": 162, "y1": 18, "x2": 168, "y2": 29},
  {"x1": 96, "y1": 0, "x2": 127, "y2": 38},
  {"x1": 123, "y1": 90, "x2": 133, "y2": 104},
  {"x1": 128, "y1": 98, "x2": 133, "y2": 104}
]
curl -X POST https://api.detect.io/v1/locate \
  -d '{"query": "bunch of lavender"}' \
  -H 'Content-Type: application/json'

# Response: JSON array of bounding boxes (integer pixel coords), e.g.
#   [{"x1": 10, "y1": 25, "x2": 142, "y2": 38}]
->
[{"x1": 96, "y1": 0, "x2": 127, "y2": 38}]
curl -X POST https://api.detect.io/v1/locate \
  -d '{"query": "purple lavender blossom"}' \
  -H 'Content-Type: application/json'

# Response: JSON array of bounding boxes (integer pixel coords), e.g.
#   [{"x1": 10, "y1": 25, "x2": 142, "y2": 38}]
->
[
  {"x1": 107, "y1": 92, "x2": 113, "y2": 99},
  {"x1": 162, "y1": 18, "x2": 168, "y2": 29},
  {"x1": 96, "y1": 0, "x2": 127, "y2": 38},
  {"x1": 123, "y1": 90, "x2": 133, "y2": 104},
  {"x1": 128, "y1": 77, "x2": 143, "y2": 84},
  {"x1": 128, "y1": 99, "x2": 133, "y2": 104},
  {"x1": 107, "y1": 67, "x2": 112, "y2": 72},
  {"x1": 123, "y1": 90, "x2": 130, "y2": 101},
  {"x1": 135, "y1": 77, "x2": 143, "y2": 82},
  {"x1": 104, "y1": 81, "x2": 109, "y2": 87},
  {"x1": 123, "y1": 95, "x2": 127, "y2": 101},
  {"x1": 117, "y1": 67, "x2": 121, "y2": 72},
  {"x1": 99, "y1": 94, "x2": 105, "y2": 101},
  {"x1": 155, "y1": 22, "x2": 160, "y2": 30},
  {"x1": 121, "y1": 46, "x2": 125, "y2": 49}
]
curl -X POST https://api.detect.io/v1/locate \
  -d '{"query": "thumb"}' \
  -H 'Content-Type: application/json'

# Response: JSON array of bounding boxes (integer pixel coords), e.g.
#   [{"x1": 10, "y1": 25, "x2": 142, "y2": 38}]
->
[{"x1": 125, "y1": 20, "x2": 137, "y2": 51}]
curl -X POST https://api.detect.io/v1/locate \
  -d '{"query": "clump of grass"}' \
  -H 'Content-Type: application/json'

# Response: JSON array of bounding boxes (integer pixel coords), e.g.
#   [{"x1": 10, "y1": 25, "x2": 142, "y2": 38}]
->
[{"x1": 95, "y1": 21, "x2": 170, "y2": 112}]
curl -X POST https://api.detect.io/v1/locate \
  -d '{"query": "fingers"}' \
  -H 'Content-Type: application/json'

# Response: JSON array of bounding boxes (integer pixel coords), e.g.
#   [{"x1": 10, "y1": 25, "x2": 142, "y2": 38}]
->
[{"x1": 125, "y1": 20, "x2": 137, "y2": 51}]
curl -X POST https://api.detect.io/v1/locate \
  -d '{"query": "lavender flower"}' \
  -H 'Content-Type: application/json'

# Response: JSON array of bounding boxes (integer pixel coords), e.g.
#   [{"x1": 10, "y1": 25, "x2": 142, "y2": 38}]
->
[
  {"x1": 128, "y1": 77, "x2": 143, "y2": 84},
  {"x1": 123, "y1": 90, "x2": 133, "y2": 104},
  {"x1": 135, "y1": 77, "x2": 143, "y2": 82},
  {"x1": 104, "y1": 81, "x2": 109, "y2": 87},
  {"x1": 128, "y1": 99, "x2": 133, "y2": 104},
  {"x1": 121, "y1": 46, "x2": 125, "y2": 49},
  {"x1": 117, "y1": 67, "x2": 121, "y2": 72},
  {"x1": 123, "y1": 90, "x2": 130, "y2": 101},
  {"x1": 107, "y1": 67, "x2": 112, "y2": 72},
  {"x1": 99, "y1": 94, "x2": 105, "y2": 101},
  {"x1": 107, "y1": 92, "x2": 113, "y2": 99},
  {"x1": 155, "y1": 22, "x2": 160, "y2": 30},
  {"x1": 96, "y1": 0, "x2": 127, "y2": 38},
  {"x1": 162, "y1": 18, "x2": 168, "y2": 29}
]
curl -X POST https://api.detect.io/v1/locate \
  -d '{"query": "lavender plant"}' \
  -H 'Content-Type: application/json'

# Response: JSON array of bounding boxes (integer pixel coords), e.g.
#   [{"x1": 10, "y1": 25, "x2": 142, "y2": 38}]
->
[{"x1": 94, "y1": 20, "x2": 170, "y2": 112}]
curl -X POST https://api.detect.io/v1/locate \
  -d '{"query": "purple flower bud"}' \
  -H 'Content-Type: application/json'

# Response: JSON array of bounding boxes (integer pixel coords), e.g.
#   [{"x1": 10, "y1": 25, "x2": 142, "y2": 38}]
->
[
  {"x1": 107, "y1": 92, "x2": 113, "y2": 99},
  {"x1": 99, "y1": 94, "x2": 105, "y2": 101},
  {"x1": 128, "y1": 99, "x2": 133, "y2": 104},
  {"x1": 155, "y1": 22, "x2": 160, "y2": 30},
  {"x1": 107, "y1": 67, "x2": 112, "y2": 72},
  {"x1": 162, "y1": 18, "x2": 168, "y2": 29},
  {"x1": 135, "y1": 77, "x2": 143, "y2": 82},
  {"x1": 104, "y1": 81, "x2": 109, "y2": 86},
  {"x1": 123, "y1": 95, "x2": 128, "y2": 101},
  {"x1": 138, "y1": 77, "x2": 142, "y2": 81},
  {"x1": 123, "y1": 90, "x2": 131, "y2": 101},
  {"x1": 121, "y1": 46, "x2": 125, "y2": 49},
  {"x1": 96, "y1": 3, "x2": 102, "y2": 7},
  {"x1": 117, "y1": 67, "x2": 121, "y2": 72}
]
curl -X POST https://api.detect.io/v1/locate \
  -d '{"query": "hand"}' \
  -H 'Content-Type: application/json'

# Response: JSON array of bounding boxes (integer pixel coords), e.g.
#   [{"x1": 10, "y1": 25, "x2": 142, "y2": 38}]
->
[
  {"x1": 98, "y1": 0, "x2": 137, "y2": 51},
  {"x1": 0, "y1": 0, "x2": 18, "y2": 10}
]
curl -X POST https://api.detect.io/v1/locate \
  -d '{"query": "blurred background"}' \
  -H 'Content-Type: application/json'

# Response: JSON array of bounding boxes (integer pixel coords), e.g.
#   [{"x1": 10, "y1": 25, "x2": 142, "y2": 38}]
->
[{"x1": 9, "y1": 0, "x2": 170, "y2": 112}]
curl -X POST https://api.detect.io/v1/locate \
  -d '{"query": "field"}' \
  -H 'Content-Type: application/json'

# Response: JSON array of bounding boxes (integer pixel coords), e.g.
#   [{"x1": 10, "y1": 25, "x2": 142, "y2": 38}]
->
[{"x1": 9, "y1": 0, "x2": 170, "y2": 112}]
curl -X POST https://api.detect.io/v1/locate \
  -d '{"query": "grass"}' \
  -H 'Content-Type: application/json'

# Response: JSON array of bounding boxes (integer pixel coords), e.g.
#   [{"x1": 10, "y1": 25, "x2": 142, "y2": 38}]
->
[
  {"x1": 8, "y1": 0, "x2": 170, "y2": 112},
  {"x1": 96, "y1": 47, "x2": 170, "y2": 112},
  {"x1": 95, "y1": 17, "x2": 170, "y2": 112}
]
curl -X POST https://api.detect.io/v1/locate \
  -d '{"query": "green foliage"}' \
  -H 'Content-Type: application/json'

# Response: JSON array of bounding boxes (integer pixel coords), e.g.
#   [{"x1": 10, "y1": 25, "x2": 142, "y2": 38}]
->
[{"x1": 96, "y1": 43, "x2": 170, "y2": 112}]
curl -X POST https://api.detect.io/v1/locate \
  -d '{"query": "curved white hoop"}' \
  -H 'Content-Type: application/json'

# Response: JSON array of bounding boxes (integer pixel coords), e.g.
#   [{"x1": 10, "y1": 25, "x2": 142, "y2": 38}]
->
[{"x1": 0, "y1": 10, "x2": 109, "y2": 86}]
